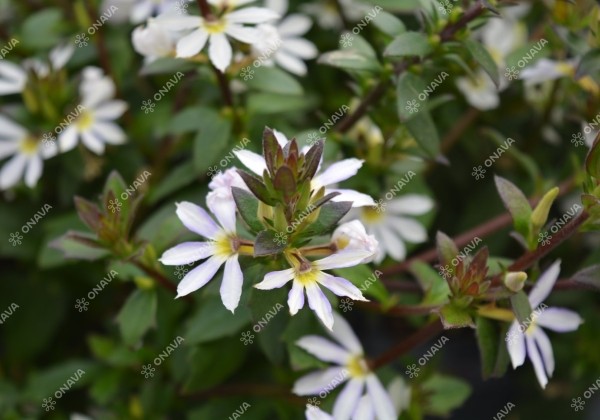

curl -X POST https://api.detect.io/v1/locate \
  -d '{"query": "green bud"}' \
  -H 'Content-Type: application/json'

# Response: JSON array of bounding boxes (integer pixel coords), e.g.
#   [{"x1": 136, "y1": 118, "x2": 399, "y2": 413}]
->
[
  {"x1": 504, "y1": 271, "x2": 527, "y2": 292},
  {"x1": 531, "y1": 187, "x2": 559, "y2": 231}
]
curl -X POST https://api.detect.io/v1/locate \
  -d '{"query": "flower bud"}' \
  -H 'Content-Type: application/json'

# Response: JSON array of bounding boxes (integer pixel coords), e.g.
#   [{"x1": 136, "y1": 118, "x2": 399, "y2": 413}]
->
[
  {"x1": 332, "y1": 220, "x2": 379, "y2": 264},
  {"x1": 503, "y1": 271, "x2": 527, "y2": 292},
  {"x1": 531, "y1": 187, "x2": 559, "y2": 232}
]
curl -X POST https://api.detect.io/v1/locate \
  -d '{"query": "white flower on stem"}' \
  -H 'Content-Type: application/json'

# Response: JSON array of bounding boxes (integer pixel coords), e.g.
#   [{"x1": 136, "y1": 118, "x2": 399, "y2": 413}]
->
[
  {"x1": 507, "y1": 261, "x2": 583, "y2": 388},
  {"x1": 254, "y1": 250, "x2": 371, "y2": 330},
  {"x1": 234, "y1": 130, "x2": 375, "y2": 207},
  {"x1": 251, "y1": 0, "x2": 318, "y2": 76},
  {"x1": 0, "y1": 44, "x2": 74, "y2": 96},
  {"x1": 332, "y1": 220, "x2": 379, "y2": 264},
  {"x1": 159, "y1": 200, "x2": 245, "y2": 312},
  {"x1": 0, "y1": 115, "x2": 58, "y2": 190},
  {"x1": 456, "y1": 69, "x2": 500, "y2": 110},
  {"x1": 356, "y1": 194, "x2": 433, "y2": 263},
  {"x1": 206, "y1": 167, "x2": 249, "y2": 230},
  {"x1": 58, "y1": 67, "x2": 128, "y2": 155},
  {"x1": 519, "y1": 58, "x2": 577, "y2": 85},
  {"x1": 132, "y1": 19, "x2": 177, "y2": 62},
  {"x1": 159, "y1": 3, "x2": 279, "y2": 72},
  {"x1": 294, "y1": 312, "x2": 397, "y2": 420}
]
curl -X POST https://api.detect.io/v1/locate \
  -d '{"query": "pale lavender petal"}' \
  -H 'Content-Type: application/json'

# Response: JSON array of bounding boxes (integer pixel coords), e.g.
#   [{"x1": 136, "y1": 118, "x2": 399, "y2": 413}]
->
[
  {"x1": 306, "y1": 283, "x2": 334, "y2": 330},
  {"x1": 255, "y1": 268, "x2": 294, "y2": 290},
  {"x1": 292, "y1": 366, "x2": 348, "y2": 395},
  {"x1": 208, "y1": 33, "x2": 232, "y2": 72},
  {"x1": 220, "y1": 254, "x2": 244, "y2": 313},
  {"x1": 365, "y1": 374, "x2": 397, "y2": 420},
  {"x1": 313, "y1": 158, "x2": 364, "y2": 187},
  {"x1": 175, "y1": 201, "x2": 220, "y2": 239},
  {"x1": 176, "y1": 255, "x2": 226, "y2": 298},
  {"x1": 159, "y1": 241, "x2": 215, "y2": 265},
  {"x1": 531, "y1": 327, "x2": 554, "y2": 377},
  {"x1": 332, "y1": 378, "x2": 364, "y2": 420},
  {"x1": 317, "y1": 273, "x2": 367, "y2": 301},
  {"x1": 528, "y1": 261, "x2": 560, "y2": 308},
  {"x1": 234, "y1": 149, "x2": 267, "y2": 175},
  {"x1": 328, "y1": 311, "x2": 363, "y2": 354},
  {"x1": 328, "y1": 188, "x2": 376, "y2": 207},
  {"x1": 296, "y1": 335, "x2": 351, "y2": 365},
  {"x1": 507, "y1": 321, "x2": 526, "y2": 368},
  {"x1": 288, "y1": 280, "x2": 305, "y2": 315},
  {"x1": 176, "y1": 28, "x2": 209, "y2": 58},
  {"x1": 536, "y1": 307, "x2": 583, "y2": 332},
  {"x1": 525, "y1": 333, "x2": 548, "y2": 388},
  {"x1": 315, "y1": 249, "x2": 372, "y2": 271},
  {"x1": 227, "y1": 7, "x2": 279, "y2": 24}
]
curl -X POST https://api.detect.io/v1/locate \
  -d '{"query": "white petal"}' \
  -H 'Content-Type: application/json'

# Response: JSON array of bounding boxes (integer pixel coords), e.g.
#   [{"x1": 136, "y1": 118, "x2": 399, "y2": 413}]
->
[
  {"x1": 160, "y1": 15, "x2": 203, "y2": 30},
  {"x1": 536, "y1": 307, "x2": 583, "y2": 332},
  {"x1": 227, "y1": 7, "x2": 279, "y2": 24},
  {"x1": 176, "y1": 28, "x2": 209, "y2": 58},
  {"x1": 255, "y1": 268, "x2": 294, "y2": 290},
  {"x1": 176, "y1": 255, "x2": 226, "y2": 297},
  {"x1": 234, "y1": 149, "x2": 267, "y2": 175},
  {"x1": 333, "y1": 379, "x2": 364, "y2": 420},
  {"x1": 507, "y1": 321, "x2": 526, "y2": 368},
  {"x1": 0, "y1": 141, "x2": 19, "y2": 160},
  {"x1": 175, "y1": 201, "x2": 220, "y2": 239},
  {"x1": 81, "y1": 131, "x2": 105, "y2": 155},
  {"x1": 387, "y1": 195, "x2": 434, "y2": 215},
  {"x1": 292, "y1": 366, "x2": 347, "y2": 395},
  {"x1": 58, "y1": 125, "x2": 79, "y2": 152},
  {"x1": 525, "y1": 333, "x2": 548, "y2": 388},
  {"x1": 328, "y1": 311, "x2": 363, "y2": 354},
  {"x1": 528, "y1": 261, "x2": 560, "y2": 308},
  {"x1": 296, "y1": 335, "x2": 351, "y2": 365},
  {"x1": 278, "y1": 14, "x2": 312, "y2": 37},
  {"x1": 265, "y1": 0, "x2": 288, "y2": 16},
  {"x1": 317, "y1": 273, "x2": 367, "y2": 301},
  {"x1": 352, "y1": 394, "x2": 375, "y2": 420},
  {"x1": 94, "y1": 100, "x2": 128, "y2": 120},
  {"x1": 159, "y1": 241, "x2": 215, "y2": 265},
  {"x1": 288, "y1": 280, "x2": 305, "y2": 315},
  {"x1": 208, "y1": 33, "x2": 232, "y2": 72},
  {"x1": 328, "y1": 188, "x2": 375, "y2": 207},
  {"x1": 0, "y1": 114, "x2": 26, "y2": 139},
  {"x1": 306, "y1": 406, "x2": 333, "y2": 420},
  {"x1": 273, "y1": 129, "x2": 289, "y2": 147},
  {"x1": 224, "y1": 25, "x2": 259, "y2": 44},
  {"x1": 374, "y1": 224, "x2": 406, "y2": 261},
  {"x1": 220, "y1": 255, "x2": 244, "y2": 313},
  {"x1": 24, "y1": 155, "x2": 43, "y2": 187},
  {"x1": 531, "y1": 327, "x2": 554, "y2": 378},
  {"x1": 315, "y1": 249, "x2": 373, "y2": 271},
  {"x1": 0, "y1": 153, "x2": 27, "y2": 189},
  {"x1": 130, "y1": 1, "x2": 154, "y2": 23},
  {"x1": 313, "y1": 158, "x2": 364, "y2": 187},
  {"x1": 282, "y1": 38, "x2": 318, "y2": 59},
  {"x1": 92, "y1": 122, "x2": 126, "y2": 145},
  {"x1": 274, "y1": 50, "x2": 308, "y2": 76},
  {"x1": 49, "y1": 44, "x2": 74, "y2": 69},
  {"x1": 387, "y1": 216, "x2": 428, "y2": 243},
  {"x1": 365, "y1": 374, "x2": 397, "y2": 420},
  {"x1": 206, "y1": 191, "x2": 237, "y2": 233},
  {"x1": 306, "y1": 283, "x2": 334, "y2": 330}
]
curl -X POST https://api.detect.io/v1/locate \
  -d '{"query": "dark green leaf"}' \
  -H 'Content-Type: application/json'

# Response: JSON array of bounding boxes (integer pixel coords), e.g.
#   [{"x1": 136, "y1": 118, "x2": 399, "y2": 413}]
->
[
  {"x1": 303, "y1": 201, "x2": 353, "y2": 237},
  {"x1": 116, "y1": 289, "x2": 157, "y2": 346},
  {"x1": 410, "y1": 261, "x2": 450, "y2": 305},
  {"x1": 49, "y1": 231, "x2": 110, "y2": 261},
  {"x1": 494, "y1": 175, "x2": 532, "y2": 237},
  {"x1": 436, "y1": 231, "x2": 459, "y2": 268},
  {"x1": 245, "y1": 66, "x2": 303, "y2": 95},
  {"x1": 510, "y1": 290, "x2": 532, "y2": 324},
  {"x1": 464, "y1": 39, "x2": 500, "y2": 87},
  {"x1": 437, "y1": 303, "x2": 475, "y2": 329},
  {"x1": 384, "y1": 32, "x2": 432, "y2": 58},
  {"x1": 193, "y1": 112, "x2": 232, "y2": 174},
  {"x1": 254, "y1": 230, "x2": 288, "y2": 257},
  {"x1": 184, "y1": 297, "x2": 251, "y2": 344},
  {"x1": 231, "y1": 187, "x2": 263, "y2": 233},
  {"x1": 585, "y1": 132, "x2": 600, "y2": 179},
  {"x1": 237, "y1": 170, "x2": 277, "y2": 205},
  {"x1": 318, "y1": 50, "x2": 382, "y2": 72},
  {"x1": 422, "y1": 374, "x2": 472, "y2": 417}
]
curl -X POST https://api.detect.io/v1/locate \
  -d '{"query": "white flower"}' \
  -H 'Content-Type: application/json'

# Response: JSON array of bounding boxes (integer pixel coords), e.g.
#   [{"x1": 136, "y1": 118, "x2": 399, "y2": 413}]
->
[
  {"x1": 0, "y1": 116, "x2": 57, "y2": 190},
  {"x1": 519, "y1": 58, "x2": 577, "y2": 85},
  {"x1": 480, "y1": 11, "x2": 527, "y2": 68},
  {"x1": 58, "y1": 67, "x2": 127, "y2": 155},
  {"x1": 251, "y1": 0, "x2": 318, "y2": 76},
  {"x1": 294, "y1": 312, "x2": 397, "y2": 419},
  {"x1": 456, "y1": 69, "x2": 500, "y2": 110},
  {"x1": 254, "y1": 250, "x2": 371, "y2": 329},
  {"x1": 206, "y1": 167, "x2": 249, "y2": 229},
  {"x1": 300, "y1": 0, "x2": 368, "y2": 30},
  {"x1": 159, "y1": 200, "x2": 245, "y2": 311},
  {"x1": 159, "y1": 4, "x2": 279, "y2": 71},
  {"x1": 234, "y1": 129, "x2": 375, "y2": 207},
  {"x1": 131, "y1": 0, "x2": 183, "y2": 23},
  {"x1": 132, "y1": 19, "x2": 177, "y2": 62},
  {"x1": 356, "y1": 194, "x2": 433, "y2": 263},
  {"x1": 507, "y1": 261, "x2": 583, "y2": 388},
  {"x1": 0, "y1": 44, "x2": 74, "y2": 96},
  {"x1": 332, "y1": 220, "x2": 379, "y2": 264}
]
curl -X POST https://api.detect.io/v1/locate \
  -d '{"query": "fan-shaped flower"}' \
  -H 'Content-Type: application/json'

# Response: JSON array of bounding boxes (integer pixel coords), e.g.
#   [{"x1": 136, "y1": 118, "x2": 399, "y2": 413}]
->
[
  {"x1": 132, "y1": 19, "x2": 177, "y2": 62},
  {"x1": 507, "y1": 261, "x2": 584, "y2": 388}
]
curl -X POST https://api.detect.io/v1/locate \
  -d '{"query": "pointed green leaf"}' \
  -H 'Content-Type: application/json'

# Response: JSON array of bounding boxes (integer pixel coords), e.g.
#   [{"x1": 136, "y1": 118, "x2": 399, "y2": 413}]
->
[
  {"x1": 438, "y1": 303, "x2": 475, "y2": 329},
  {"x1": 245, "y1": 66, "x2": 303, "y2": 95},
  {"x1": 237, "y1": 170, "x2": 277, "y2": 206},
  {"x1": 585, "y1": 132, "x2": 600, "y2": 179},
  {"x1": 116, "y1": 289, "x2": 157, "y2": 346},
  {"x1": 510, "y1": 290, "x2": 532, "y2": 325},
  {"x1": 231, "y1": 187, "x2": 263, "y2": 233},
  {"x1": 384, "y1": 31, "x2": 432, "y2": 58},
  {"x1": 571, "y1": 264, "x2": 600, "y2": 291},
  {"x1": 303, "y1": 201, "x2": 353, "y2": 237},
  {"x1": 254, "y1": 230, "x2": 288, "y2": 257},
  {"x1": 464, "y1": 39, "x2": 500, "y2": 87},
  {"x1": 410, "y1": 261, "x2": 450, "y2": 305},
  {"x1": 318, "y1": 50, "x2": 382, "y2": 72},
  {"x1": 494, "y1": 176, "x2": 532, "y2": 237},
  {"x1": 436, "y1": 231, "x2": 459, "y2": 268}
]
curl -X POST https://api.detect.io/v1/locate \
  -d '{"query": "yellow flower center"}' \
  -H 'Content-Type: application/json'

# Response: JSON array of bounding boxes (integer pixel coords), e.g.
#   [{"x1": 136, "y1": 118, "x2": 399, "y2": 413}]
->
[
  {"x1": 556, "y1": 62, "x2": 574, "y2": 76},
  {"x1": 18, "y1": 135, "x2": 39, "y2": 155},
  {"x1": 204, "y1": 19, "x2": 227, "y2": 34},
  {"x1": 346, "y1": 354, "x2": 369, "y2": 378},
  {"x1": 76, "y1": 110, "x2": 95, "y2": 131},
  {"x1": 361, "y1": 207, "x2": 384, "y2": 224},
  {"x1": 295, "y1": 266, "x2": 319, "y2": 286},
  {"x1": 213, "y1": 232, "x2": 236, "y2": 258}
]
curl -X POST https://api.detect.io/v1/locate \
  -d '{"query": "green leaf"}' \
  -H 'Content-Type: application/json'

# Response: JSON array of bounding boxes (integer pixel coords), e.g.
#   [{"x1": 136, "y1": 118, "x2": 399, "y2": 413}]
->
[
  {"x1": 303, "y1": 201, "x2": 353, "y2": 237},
  {"x1": 248, "y1": 92, "x2": 315, "y2": 114},
  {"x1": 20, "y1": 8, "x2": 63, "y2": 50},
  {"x1": 410, "y1": 261, "x2": 450, "y2": 305},
  {"x1": 231, "y1": 187, "x2": 263, "y2": 233},
  {"x1": 245, "y1": 66, "x2": 303, "y2": 95},
  {"x1": 103, "y1": 171, "x2": 134, "y2": 235},
  {"x1": 237, "y1": 170, "x2": 276, "y2": 205},
  {"x1": 74, "y1": 197, "x2": 103, "y2": 232},
  {"x1": 116, "y1": 289, "x2": 157, "y2": 346},
  {"x1": 372, "y1": 10, "x2": 406, "y2": 36},
  {"x1": 384, "y1": 32, "x2": 432, "y2": 58},
  {"x1": 464, "y1": 39, "x2": 500, "y2": 87},
  {"x1": 476, "y1": 316, "x2": 502, "y2": 379},
  {"x1": 49, "y1": 231, "x2": 110, "y2": 261},
  {"x1": 168, "y1": 106, "x2": 211, "y2": 135},
  {"x1": 146, "y1": 161, "x2": 198, "y2": 205},
  {"x1": 396, "y1": 72, "x2": 426, "y2": 121},
  {"x1": 437, "y1": 303, "x2": 475, "y2": 329},
  {"x1": 254, "y1": 229, "x2": 288, "y2": 257},
  {"x1": 509, "y1": 290, "x2": 532, "y2": 324},
  {"x1": 585, "y1": 133, "x2": 600, "y2": 179},
  {"x1": 494, "y1": 175, "x2": 532, "y2": 237},
  {"x1": 193, "y1": 111, "x2": 232, "y2": 175},
  {"x1": 140, "y1": 57, "x2": 196, "y2": 75},
  {"x1": 184, "y1": 296, "x2": 251, "y2": 344},
  {"x1": 422, "y1": 374, "x2": 472, "y2": 417},
  {"x1": 248, "y1": 283, "x2": 287, "y2": 364},
  {"x1": 318, "y1": 50, "x2": 382, "y2": 72},
  {"x1": 571, "y1": 264, "x2": 600, "y2": 291},
  {"x1": 435, "y1": 231, "x2": 459, "y2": 269},
  {"x1": 333, "y1": 265, "x2": 389, "y2": 303},
  {"x1": 24, "y1": 360, "x2": 97, "y2": 401}
]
